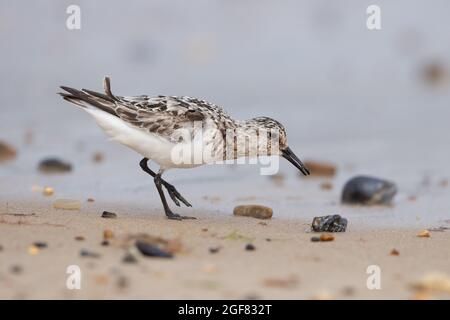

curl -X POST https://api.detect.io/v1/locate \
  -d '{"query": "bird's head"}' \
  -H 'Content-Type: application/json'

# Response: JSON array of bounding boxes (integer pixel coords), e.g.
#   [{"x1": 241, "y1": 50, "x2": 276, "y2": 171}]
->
[{"x1": 251, "y1": 117, "x2": 310, "y2": 176}]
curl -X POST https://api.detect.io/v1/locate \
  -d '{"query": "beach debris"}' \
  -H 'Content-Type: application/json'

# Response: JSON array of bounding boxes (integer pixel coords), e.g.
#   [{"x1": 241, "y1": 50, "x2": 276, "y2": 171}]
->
[
  {"x1": 103, "y1": 229, "x2": 114, "y2": 240},
  {"x1": 311, "y1": 215, "x2": 347, "y2": 232},
  {"x1": 341, "y1": 175, "x2": 397, "y2": 205},
  {"x1": 417, "y1": 230, "x2": 430, "y2": 238},
  {"x1": 269, "y1": 173, "x2": 285, "y2": 186},
  {"x1": 42, "y1": 187, "x2": 54, "y2": 197},
  {"x1": 101, "y1": 211, "x2": 117, "y2": 219},
  {"x1": 390, "y1": 249, "x2": 400, "y2": 256},
  {"x1": 92, "y1": 151, "x2": 104, "y2": 163},
  {"x1": 10, "y1": 264, "x2": 23, "y2": 274},
  {"x1": 420, "y1": 60, "x2": 449, "y2": 87},
  {"x1": 310, "y1": 236, "x2": 321, "y2": 242},
  {"x1": 233, "y1": 205, "x2": 273, "y2": 220},
  {"x1": 74, "y1": 236, "x2": 85, "y2": 241},
  {"x1": 38, "y1": 158, "x2": 72, "y2": 173},
  {"x1": 53, "y1": 199, "x2": 81, "y2": 210},
  {"x1": 320, "y1": 182, "x2": 333, "y2": 190},
  {"x1": 122, "y1": 252, "x2": 138, "y2": 264},
  {"x1": 87, "y1": 198, "x2": 95, "y2": 202},
  {"x1": 135, "y1": 240, "x2": 173, "y2": 258},
  {"x1": 27, "y1": 245, "x2": 40, "y2": 255},
  {"x1": 302, "y1": 160, "x2": 336, "y2": 177},
  {"x1": 245, "y1": 243, "x2": 256, "y2": 251},
  {"x1": 265, "y1": 238, "x2": 271, "y2": 242},
  {"x1": 209, "y1": 246, "x2": 221, "y2": 254},
  {"x1": 411, "y1": 272, "x2": 450, "y2": 294},
  {"x1": 319, "y1": 233, "x2": 335, "y2": 242},
  {"x1": 262, "y1": 275, "x2": 298, "y2": 289},
  {"x1": 101, "y1": 240, "x2": 109, "y2": 246},
  {"x1": 33, "y1": 242, "x2": 47, "y2": 248},
  {"x1": 0, "y1": 141, "x2": 17, "y2": 163},
  {"x1": 80, "y1": 249, "x2": 100, "y2": 258}
]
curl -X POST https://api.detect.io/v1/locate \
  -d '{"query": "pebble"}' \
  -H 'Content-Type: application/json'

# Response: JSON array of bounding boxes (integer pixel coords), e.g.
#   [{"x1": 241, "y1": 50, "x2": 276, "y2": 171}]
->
[
  {"x1": 38, "y1": 158, "x2": 72, "y2": 173},
  {"x1": 303, "y1": 161, "x2": 336, "y2": 177},
  {"x1": 33, "y1": 242, "x2": 47, "y2": 248},
  {"x1": 319, "y1": 233, "x2": 335, "y2": 242},
  {"x1": 42, "y1": 187, "x2": 54, "y2": 196},
  {"x1": 103, "y1": 229, "x2": 114, "y2": 240},
  {"x1": 310, "y1": 236, "x2": 321, "y2": 242},
  {"x1": 342, "y1": 175, "x2": 397, "y2": 205},
  {"x1": 10, "y1": 265, "x2": 23, "y2": 274},
  {"x1": 245, "y1": 243, "x2": 256, "y2": 251},
  {"x1": 320, "y1": 182, "x2": 333, "y2": 190},
  {"x1": 390, "y1": 249, "x2": 400, "y2": 256},
  {"x1": 87, "y1": 198, "x2": 95, "y2": 202},
  {"x1": 135, "y1": 240, "x2": 173, "y2": 258},
  {"x1": 80, "y1": 249, "x2": 100, "y2": 258},
  {"x1": 122, "y1": 252, "x2": 138, "y2": 264},
  {"x1": 417, "y1": 230, "x2": 430, "y2": 238},
  {"x1": 28, "y1": 245, "x2": 40, "y2": 255},
  {"x1": 311, "y1": 215, "x2": 347, "y2": 232},
  {"x1": 116, "y1": 276, "x2": 129, "y2": 289},
  {"x1": 92, "y1": 152, "x2": 104, "y2": 163},
  {"x1": 209, "y1": 247, "x2": 221, "y2": 254},
  {"x1": 0, "y1": 141, "x2": 17, "y2": 163},
  {"x1": 74, "y1": 236, "x2": 85, "y2": 241},
  {"x1": 233, "y1": 205, "x2": 273, "y2": 220},
  {"x1": 53, "y1": 199, "x2": 81, "y2": 210},
  {"x1": 101, "y1": 211, "x2": 117, "y2": 219},
  {"x1": 101, "y1": 240, "x2": 109, "y2": 246}
]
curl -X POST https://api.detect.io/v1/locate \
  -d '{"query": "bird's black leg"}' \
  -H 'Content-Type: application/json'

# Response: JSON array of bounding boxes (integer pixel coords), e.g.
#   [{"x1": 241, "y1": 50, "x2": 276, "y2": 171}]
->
[
  {"x1": 139, "y1": 158, "x2": 195, "y2": 220},
  {"x1": 139, "y1": 158, "x2": 192, "y2": 207}
]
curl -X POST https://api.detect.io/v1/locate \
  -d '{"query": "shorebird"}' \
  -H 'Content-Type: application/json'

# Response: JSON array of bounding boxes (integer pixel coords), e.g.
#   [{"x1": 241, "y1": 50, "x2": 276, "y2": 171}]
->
[{"x1": 59, "y1": 77, "x2": 310, "y2": 220}]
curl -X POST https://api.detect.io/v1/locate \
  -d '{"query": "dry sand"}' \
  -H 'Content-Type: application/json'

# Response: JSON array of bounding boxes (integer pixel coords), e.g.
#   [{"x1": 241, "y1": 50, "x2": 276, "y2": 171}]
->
[{"x1": 0, "y1": 200, "x2": 449, "y2": 300}]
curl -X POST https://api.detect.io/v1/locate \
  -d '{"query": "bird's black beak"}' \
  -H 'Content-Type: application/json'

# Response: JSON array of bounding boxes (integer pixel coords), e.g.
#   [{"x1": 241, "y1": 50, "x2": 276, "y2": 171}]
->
[{"x1": 282, "y1": 146, "x2": 310, "y2": 176}]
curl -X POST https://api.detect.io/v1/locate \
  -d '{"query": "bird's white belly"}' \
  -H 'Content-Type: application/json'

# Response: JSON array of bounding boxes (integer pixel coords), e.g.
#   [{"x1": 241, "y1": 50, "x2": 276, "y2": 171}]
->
[{"x1": 85, "y1": 108, "x2": 200, "y2": 169}]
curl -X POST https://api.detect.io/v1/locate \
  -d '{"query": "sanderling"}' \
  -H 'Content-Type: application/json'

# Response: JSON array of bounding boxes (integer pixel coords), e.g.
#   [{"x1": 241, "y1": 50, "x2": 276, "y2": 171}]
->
[{"x1": 59, "y1": 77, "x2": 310, "y2": 220}]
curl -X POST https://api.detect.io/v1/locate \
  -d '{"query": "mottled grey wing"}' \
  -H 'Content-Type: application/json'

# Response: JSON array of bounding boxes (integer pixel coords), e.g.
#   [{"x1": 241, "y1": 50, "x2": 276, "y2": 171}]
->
[{"x1": 113, "y1": 96, "x2": 207, "y2": 142}]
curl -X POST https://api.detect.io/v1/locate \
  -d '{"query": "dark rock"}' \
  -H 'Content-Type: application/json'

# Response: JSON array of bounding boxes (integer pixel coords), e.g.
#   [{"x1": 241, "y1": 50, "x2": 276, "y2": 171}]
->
[
  {"x1": 342, "y1": 175, "x2": 397, "y2": 205},
  {"x1": 0, "y1": 141, "x2": 17, "y2": 163},
  {"x1": 38, "y1": 158, "x2": 72, "y2": 173},
  {"x1": 311, "y1": 215, "x2": 348, "y2": 232},
  {"x1": 245, "y1": 243, "x2": 256, "y2": 251},
  {"x1": 122, "y1": 253, "x2": 138, "y2": 264},
  {"x1": 101, "y1": 211, "x2": 117, "y2": 219},
  {"x1": 209, "y1": 246, "x2": 221, "y2": 254},
  {"x1": 33, "y1": 242, "x2": 47, "y2": 248},
  {"x1": 80, "y1": 249, "x2": 100, "y2": 258},
  {"x1": 135, "y1": 240, "x2": 173, "y2": 258},
  {"x1": 310, "y1": 236, "x2": 321, "y2": 242}
]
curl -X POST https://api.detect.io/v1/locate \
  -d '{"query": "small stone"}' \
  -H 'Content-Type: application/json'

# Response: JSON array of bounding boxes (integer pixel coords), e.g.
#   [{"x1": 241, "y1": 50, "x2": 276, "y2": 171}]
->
[
  {"x1": 201, "y1": 228, "x2": 208, "y2": 232},
  {"x1": 135, "y1": 240, "x2": 173, "y2": 258},
  {"x1": 0, "y1": 141, "x2": 17, "y2": 163},
  {"x1": 209, "y1": 246, "x2": 221, "y2": 254},
  {"x1": 320, "y1": 182, "x2": 333, "y2": 190},
  {"x1": 10, "y1": 265, "x2": 23, "y2": 274},
  {"x1": 319, "y1": 233, "x2": 335, "y2": 242},
  {"x1": 103, "y1": 229, "x2": 114, "y2": 240},
  {"x1": 417, "y1": 230, "x2": 430, "y2": 238},
  {"x1": 311, "y1": 215, "x2": 347, "y2": 232},
  {"x1": 245, "y1": 243, "x2": 256, "y2": 251},
  {"x1": 101, "y1": 211, "x2": 117, "y2": 219},
  {"x1": 87, "y1": 198, "x2": 95, "y2": 202},
  {"x1": 33, "y1": 242, "x2": 47, "y2": 248},
  {"x1": 92, "y1": 152, "x2": 104, "y2": 163},
  {"x1": 28, "y1": 245, "x2": 39, "y2": 255},
  {"x1": 53, "y1": 199, "x2": 81, "y2": 210},
  {"x1": 262, "y1": 275, "x2": 298, "y2": 288},
  {"x1": 342, "y1": 175, "x2": 397, "y2": 205},
  {"x1": 233, "y1": 205, "x2": 273, "y2": 220},
  {"x1": 42, "y1": 187, "x2": 54, "y2": 197},
  {"x1": 101, "y1": 240, "x2": 109, "y2": 246},
  {"x1": 390, "y1": 249, "x2": 400, "y2": 256},
  {"x1": 303, "y1": 161, "x2": 336, "y2": 177},
  {"x1": 74, "y1": 236, "x2": 85, "y2": 241},
  {"x1": 411, "y1": 272, "x2": 450, "y2": 293},
  {"x1": 122, "y1": 253, "x2": 138, "y2": 264},
  {"x1": 310, "y1": 236, "x2": 321, "y2": 242},
  {"x1": 80, "y1": 249, "x2": 100, "y2": 258},
  {"x1": 116, "y1": 276, "x2": 129, "y2": 289},
  {"x1": 38, "y1": 158, "x2": 72, "y2": 173}
]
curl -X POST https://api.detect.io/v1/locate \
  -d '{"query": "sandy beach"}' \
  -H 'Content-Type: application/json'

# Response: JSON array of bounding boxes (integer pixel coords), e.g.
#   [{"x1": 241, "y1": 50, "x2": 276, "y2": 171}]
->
[{"x1": 0, "y1": 198, "x2": 449, "y2": 300}]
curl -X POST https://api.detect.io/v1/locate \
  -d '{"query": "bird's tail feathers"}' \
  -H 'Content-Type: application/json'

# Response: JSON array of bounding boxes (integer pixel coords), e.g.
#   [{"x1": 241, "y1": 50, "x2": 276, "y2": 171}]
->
[{"x1": 58, "y1": 76, "x2": 118, "y2": 116}]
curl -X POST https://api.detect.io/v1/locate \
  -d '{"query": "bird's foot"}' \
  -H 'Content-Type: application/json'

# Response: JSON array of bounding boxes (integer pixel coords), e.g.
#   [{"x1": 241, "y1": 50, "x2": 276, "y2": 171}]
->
[
  {"x1": 165, "y1": 211, "x2": 197, "y2": 220},
  {"x1": 162, "y1": 181, "x2": 192, "y2": 207}
]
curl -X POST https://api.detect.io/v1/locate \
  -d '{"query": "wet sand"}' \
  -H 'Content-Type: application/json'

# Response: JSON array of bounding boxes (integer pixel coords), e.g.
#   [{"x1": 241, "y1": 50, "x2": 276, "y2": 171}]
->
[{"x1": 0, "y1": 200, "x2": 449, "y2": 299}]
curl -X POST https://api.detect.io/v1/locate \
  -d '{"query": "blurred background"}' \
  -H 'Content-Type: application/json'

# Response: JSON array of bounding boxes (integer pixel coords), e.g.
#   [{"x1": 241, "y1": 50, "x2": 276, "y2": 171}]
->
[{"x1": 1, "y1": 0, "x2": 449, "y2": 226}]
